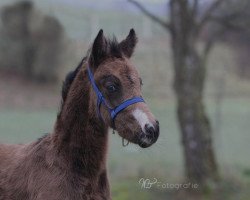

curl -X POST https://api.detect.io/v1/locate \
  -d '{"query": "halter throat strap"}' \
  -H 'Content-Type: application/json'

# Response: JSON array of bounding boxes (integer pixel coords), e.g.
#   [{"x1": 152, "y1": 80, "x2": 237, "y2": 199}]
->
[{"x1": 87, "y1": 66, "x2": 145, "y2": 124}]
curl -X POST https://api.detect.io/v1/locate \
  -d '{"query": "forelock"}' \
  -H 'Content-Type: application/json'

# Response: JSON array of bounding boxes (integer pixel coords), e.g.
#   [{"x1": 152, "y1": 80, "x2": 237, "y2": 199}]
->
[{"x1": 107, "y1": 37, "x2": 123, "y2": 58}]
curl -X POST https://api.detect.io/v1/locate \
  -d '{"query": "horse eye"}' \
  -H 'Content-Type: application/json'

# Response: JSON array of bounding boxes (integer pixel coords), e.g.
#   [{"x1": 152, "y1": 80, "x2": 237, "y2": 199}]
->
[{"x1": 107, "y1": 85, "x2": 117, "y2": 93}]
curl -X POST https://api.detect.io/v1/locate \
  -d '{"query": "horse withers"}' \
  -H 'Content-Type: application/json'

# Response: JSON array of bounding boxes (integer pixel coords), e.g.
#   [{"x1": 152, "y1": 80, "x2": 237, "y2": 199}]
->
[{"x1": 0, "y1": 29, "x2": 159, "y2": 200}]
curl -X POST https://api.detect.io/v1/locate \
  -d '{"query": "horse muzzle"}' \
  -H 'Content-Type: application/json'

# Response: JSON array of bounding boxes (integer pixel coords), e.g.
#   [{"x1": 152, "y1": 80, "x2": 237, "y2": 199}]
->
[{"x1": 137, "y1": 121, "x2": 159, "y2": 148}]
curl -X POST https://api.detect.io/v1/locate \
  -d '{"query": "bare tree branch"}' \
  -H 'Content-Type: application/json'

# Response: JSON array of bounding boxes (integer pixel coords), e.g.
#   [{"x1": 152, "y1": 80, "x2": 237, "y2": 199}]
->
[
  {"x1": 202, "y1": 38, "x2": 219, "y2": 64},
  {"x1": 192, "y1": 0, "x2": 199, "y2": 18},
  {"x1": 128, "y1": 0, "x2": 171, "y2": 30},
  {"x1": 202, "y1": 30, "x2": 225, "y2": 63},
  {"x1": 209, "y1": 0, "x2": 250, "y2": 34},
  {"x1": 210, "y1": 13, "x2": 248, "y2": 32},
  {"x1": 197, "y1": 0, "x2": 226, "y2": 30},
  {"x1": 202, "y1": 6, "x2": 250, "y2": 62}
]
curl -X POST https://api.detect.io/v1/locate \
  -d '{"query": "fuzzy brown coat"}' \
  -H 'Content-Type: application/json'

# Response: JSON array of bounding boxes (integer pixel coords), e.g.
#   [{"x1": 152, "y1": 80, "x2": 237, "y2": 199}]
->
[
  {"x1": 0, "y1": 67, "x2": 110, "y2": 200},
  {"x1": 0, "y1": 29, "x2": 159, "y2": 200}
]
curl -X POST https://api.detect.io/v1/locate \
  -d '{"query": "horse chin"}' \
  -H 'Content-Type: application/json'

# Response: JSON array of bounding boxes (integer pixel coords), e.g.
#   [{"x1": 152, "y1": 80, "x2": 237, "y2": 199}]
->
[
  {"x1": 137, "y1": 132, "x2": 156, "y2": 148},
  {"x1": 138, "y1": 142, "x2": 153, "y2": 148},
  {"x1": 128, "y1": 132, "x2": 154, "y2": 148}
]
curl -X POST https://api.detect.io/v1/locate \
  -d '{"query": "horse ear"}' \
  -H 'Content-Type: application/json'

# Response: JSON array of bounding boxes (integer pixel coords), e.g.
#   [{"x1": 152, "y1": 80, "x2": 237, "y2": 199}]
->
[
  {"x1": 119, "y1": 29, "x2": 137, "y2": 58},
  {"x1": 90, "y1": 29, "x2": 108, "y2": 68}
]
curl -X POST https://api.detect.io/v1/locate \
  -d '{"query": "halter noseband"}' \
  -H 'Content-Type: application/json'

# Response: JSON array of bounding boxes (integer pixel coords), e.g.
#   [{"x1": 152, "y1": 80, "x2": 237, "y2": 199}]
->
[{"x1": 87, "y1": 66, "x2": 145, "y2": 125}]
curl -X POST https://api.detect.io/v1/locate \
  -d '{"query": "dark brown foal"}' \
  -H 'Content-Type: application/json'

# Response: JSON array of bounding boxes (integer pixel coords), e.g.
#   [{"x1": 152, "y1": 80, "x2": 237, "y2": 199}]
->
[{"x1": 0, "y1": 29, "x2": 159, "y2": 200}]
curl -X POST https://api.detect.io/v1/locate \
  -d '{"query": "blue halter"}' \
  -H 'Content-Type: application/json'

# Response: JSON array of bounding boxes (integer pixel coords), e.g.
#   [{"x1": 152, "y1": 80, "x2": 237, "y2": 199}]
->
[{"x1": 87, "y1": 66, "x2": 145, "y2": 124}]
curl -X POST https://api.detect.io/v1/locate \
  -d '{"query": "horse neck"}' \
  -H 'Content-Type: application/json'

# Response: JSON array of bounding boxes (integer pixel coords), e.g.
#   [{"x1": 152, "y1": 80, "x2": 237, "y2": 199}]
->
[{"x1": 53, "y1": 67, "x2": 109, "y2": 177}]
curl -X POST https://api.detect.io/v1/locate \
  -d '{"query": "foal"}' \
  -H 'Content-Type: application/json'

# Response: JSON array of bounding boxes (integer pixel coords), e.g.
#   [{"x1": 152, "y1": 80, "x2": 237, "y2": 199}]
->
[{"x1": 0, "y1": 29, "x2": 159, "y2": 200}]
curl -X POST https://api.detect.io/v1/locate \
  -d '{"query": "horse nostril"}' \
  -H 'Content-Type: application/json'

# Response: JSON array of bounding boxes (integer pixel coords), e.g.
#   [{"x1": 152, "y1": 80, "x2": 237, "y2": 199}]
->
[
  {"x1": 145, "y1": 124, "x2": 155, "y2": 135},
  {"x1": 139, "y1": 123, "x2": 159, "y2": 147},
  {"x1": 144, "y1": 122, "x2": 159, "y2": 139}
]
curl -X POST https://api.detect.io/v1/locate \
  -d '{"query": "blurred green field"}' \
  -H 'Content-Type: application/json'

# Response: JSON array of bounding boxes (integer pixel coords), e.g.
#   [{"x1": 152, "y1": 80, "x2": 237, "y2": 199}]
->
[{"x1": 1, "y1": 98, "x2": 250, "y2": 199}]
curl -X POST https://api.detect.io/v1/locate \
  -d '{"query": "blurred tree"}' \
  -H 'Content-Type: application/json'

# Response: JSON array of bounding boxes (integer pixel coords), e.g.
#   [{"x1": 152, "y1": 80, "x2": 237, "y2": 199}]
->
[
  {"x1": 0, "y1": 1, "x2": 34, "y2": 76},
  {"x1": 128, "y1": 0, "x2": 229, "y2": 186},
  {"x1": 0, "y1": 1, "x2": 67, "y2": 83},
  {"x1": 129, "y1": 0, "x2": 250, "y2": 186},
  {"x1": 32, "y1": 15, "x2": 65, "y2": 82},
  {"x1": 205, "y1": 0, "x2": 250, "y2": 78}
]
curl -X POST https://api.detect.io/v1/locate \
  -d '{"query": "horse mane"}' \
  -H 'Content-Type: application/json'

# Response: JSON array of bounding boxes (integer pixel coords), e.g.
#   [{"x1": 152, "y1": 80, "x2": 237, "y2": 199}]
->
[
  {"x1": 60, "y1": 37, "x2": 122, "y2": 105},
  {"x1": 61, "y1": 58, "x2": 85, "y2": 103}
]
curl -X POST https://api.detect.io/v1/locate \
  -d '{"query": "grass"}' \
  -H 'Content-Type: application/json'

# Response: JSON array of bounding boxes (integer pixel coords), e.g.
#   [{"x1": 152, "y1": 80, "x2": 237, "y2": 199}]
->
[
  {"x1": 111, "y1": 179, "x2": 153, "y2": 200},
  {"x1": 1, "y1": 98, "x2": 250, "y2": 199},
  {"x1": 0, "y1": 110, "x2": 56, "y2": 143}
]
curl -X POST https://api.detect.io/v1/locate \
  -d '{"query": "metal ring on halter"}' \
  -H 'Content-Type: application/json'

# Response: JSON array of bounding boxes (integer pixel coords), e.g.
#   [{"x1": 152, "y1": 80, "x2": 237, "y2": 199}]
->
[{"x1": 122, "y1": 138, "x2": 129, "y2": 147}]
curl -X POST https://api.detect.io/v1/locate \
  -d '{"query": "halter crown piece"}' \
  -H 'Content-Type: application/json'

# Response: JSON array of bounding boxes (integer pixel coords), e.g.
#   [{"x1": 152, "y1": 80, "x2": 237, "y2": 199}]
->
[{"x1": 87, "y1": 66, "x2": 145, "y2": 126}]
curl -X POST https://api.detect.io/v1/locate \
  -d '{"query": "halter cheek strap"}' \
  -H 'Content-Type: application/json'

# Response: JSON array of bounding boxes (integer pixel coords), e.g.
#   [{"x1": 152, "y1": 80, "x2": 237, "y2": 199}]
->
[{"x1": 87, "y1": 66, "x2": 145, "y2": 124}]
